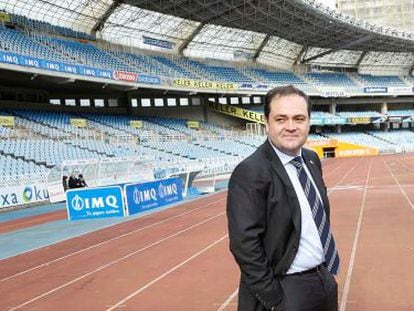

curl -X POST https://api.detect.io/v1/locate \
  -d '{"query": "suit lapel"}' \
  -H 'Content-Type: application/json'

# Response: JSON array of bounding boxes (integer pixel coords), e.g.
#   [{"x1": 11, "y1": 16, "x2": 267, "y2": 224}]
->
[{"x1": 262, "y1": 141, "x2": 301, "y2": 231}]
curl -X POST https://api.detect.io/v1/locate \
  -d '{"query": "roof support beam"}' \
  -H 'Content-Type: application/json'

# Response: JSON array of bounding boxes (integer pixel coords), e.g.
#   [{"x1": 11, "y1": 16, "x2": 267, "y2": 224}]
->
[
  {"x1": 178, "y1": 0, "x2": 251, "y2": 56},
  {"x1": 294, "y1": 45, "x2": 308, "y2": 65},
  {"x1": 302, "y1": 35, "x2": 372, "y2": 63},
  {"x1": 356, "y1": 50, "x2": 368, "y2": 67},
  {"x1": 409, "y1": 60, "x2": 414, "y2": 76},
  {"x1": 178, "y1": 22, "x2": 205, "y2": 55},
  {"x1": 253, "y1": 35, "x2": 270, "y2": 61},
  {"x1": 91, "y1": 0, "x2": 121, "y2": 35}
]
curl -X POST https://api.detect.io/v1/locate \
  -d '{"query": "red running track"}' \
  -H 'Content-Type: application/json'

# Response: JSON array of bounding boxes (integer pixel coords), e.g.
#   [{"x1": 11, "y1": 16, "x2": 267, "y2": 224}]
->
[{"x1": 1, "y1": 154, "x2": 414, "y2": 310}]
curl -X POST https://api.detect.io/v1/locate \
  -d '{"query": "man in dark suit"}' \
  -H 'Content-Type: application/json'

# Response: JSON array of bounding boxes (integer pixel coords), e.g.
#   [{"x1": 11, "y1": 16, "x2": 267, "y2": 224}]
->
[{"x1": 227, "y1": 85, "x2": 339, "y2": 311}]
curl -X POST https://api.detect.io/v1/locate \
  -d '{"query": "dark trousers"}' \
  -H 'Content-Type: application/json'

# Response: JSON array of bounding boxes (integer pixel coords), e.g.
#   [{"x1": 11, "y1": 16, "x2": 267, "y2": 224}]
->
[{"x1": 279, "y1": 266, "x2": 338, "y2": 311}]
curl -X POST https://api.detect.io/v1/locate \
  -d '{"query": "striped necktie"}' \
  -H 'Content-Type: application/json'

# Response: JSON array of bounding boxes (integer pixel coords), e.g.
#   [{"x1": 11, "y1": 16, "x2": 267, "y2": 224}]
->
[{"x1": 291, "y1": 156, "x2": 340, "y2": 275}]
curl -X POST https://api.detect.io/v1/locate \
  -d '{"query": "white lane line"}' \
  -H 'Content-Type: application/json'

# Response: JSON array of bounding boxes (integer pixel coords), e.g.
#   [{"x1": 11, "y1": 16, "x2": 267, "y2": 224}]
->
[
  {"x1": 216, "y1": 288, "x2": 239, "y2": 311},
  {"x1": 106, "y1": 234, "x2": 228, "y2": 311},
  {"x1": 0, "y1": 197, "x2": 225, "y2": 283},
  {"x1": 8, "y1": 211, "x2": 226, "y2": 311},
  {"x1": 339, "y1": 160, "x2": 372, "y2": 311},
  {"x1": 384, "y1": 160, "x2": 414, "y2": 212},
  {"x1": 323, "y1": 160, "x2": 349, "y2": 179},
  {"x1": 328, "y1": 184, "x2": 414, "y2": 192},
  {"x1": 327, "y1": 159, "x2": 362, "y2": 196}
]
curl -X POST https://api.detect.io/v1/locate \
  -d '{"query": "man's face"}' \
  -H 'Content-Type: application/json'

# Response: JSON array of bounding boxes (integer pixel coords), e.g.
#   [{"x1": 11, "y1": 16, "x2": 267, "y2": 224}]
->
[{"x1": 265, "y1": 93, "x2": 310, "y2": 156}]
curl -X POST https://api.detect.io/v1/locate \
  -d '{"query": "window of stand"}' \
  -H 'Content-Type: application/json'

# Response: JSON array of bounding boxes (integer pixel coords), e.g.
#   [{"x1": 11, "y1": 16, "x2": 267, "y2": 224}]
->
[
  {"x1": 154, "y1": 98, "x2": 164, "y2": 107},
  {"x1": 95, "y1": 99, "x2": 105, "y2": 107},
  {"x1": 141, "y1": 98, "x2": 151, "y2": 107},
  {"x1": 253, "y1": 96, "x2": 262, "y2": 104},
  {"x1": 179, "y1": 98, "x2": 189, "y2": 106},
  {"x1": 242, "y1": 97, "x2": 251, "y2": 104},
  {"x1": 65, "y1": 99, "x2": 76, "y2": 106},
  {"x1": 192, "y1": 97, "x2": 201, "y2": 105},
  {"x1": 80, "y1": 99, "x2": 90, "y2": 107},
  {"x1": 50, "y1": 99, "x2": 61, "y2": 105},
  {"x1": 167, "y1": 98, "x2": 177, "y2": 106},
  {"x1": 230, "y1": 97, "x2": 239, "y2": 105},
  {"x1": 218, "y1": 97, "x2": 227, "y2": 104},
  {"x1": 108, "y1": 98, "x2": 118, "y2": 107}
]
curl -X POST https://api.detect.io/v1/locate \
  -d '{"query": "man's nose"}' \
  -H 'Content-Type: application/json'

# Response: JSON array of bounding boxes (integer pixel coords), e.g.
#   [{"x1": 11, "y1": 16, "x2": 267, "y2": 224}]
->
[{"x1": 285, "y1": 119, "x2": 296, "y2": 130}]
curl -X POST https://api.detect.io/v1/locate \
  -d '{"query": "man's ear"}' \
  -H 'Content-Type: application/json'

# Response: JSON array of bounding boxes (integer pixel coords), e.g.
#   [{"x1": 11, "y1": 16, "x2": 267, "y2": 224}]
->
[{"x1": 264, "y1": 118, "x2": 269, "y2": 134}]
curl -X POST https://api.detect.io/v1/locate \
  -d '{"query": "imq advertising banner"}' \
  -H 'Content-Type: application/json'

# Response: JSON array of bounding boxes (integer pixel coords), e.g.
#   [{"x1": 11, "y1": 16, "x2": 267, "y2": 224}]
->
[
  {"x1": 124, "y1": 177, "x2": 183, "y2": 216},
  {"x1": 66, "y1": 186, "x2": 125, "y2": 220}
]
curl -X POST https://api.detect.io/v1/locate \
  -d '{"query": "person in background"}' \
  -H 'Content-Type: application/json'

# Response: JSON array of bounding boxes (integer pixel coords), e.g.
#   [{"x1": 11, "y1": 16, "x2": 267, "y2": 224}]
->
[
  {"x1": 77, "y1": 174, "x2": 87, "y2": 188},
  {"x1": 227, "y1": 85, "x2": 339, "y2": 311},
  {"x1": 68, "y1": 173, "x2": 78, "y2": 189},
  {"x1": 62, "y1": 175, "x2": 69, "y2": 191}
]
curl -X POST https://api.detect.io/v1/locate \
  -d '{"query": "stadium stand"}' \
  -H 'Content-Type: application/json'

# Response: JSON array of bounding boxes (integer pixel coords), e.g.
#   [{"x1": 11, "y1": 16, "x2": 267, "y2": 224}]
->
[
  {"x1": 368, "y1": 130, "x2": 414, "y2": 153},
  {"x1": 356, "y1": 74, "x2": 407, "y2": 87},
  {"x1": 10, "y1": 14, "x2": 95, "y2": 40},
  {"x1": 0, "y1": 25, "x2": 64, "y2": 63},
  {"x1": 1, "y1": 3, "x2": 414, "y2": 207},
  {"x1": 0, "y1": 20, "x2": 413, "y2": 89},
  {"x1": 323, "y1": 132, "x2": 398, "y2": 154}
]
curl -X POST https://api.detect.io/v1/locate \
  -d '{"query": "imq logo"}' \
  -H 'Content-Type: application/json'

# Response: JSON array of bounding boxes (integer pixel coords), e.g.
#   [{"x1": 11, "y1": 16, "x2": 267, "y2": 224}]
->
[
  {"x1": 158, "y1": 183, "x2": 178, "y2": 198},
  {"x1": 71, "y1": 194, "x2": 120, "y2": 211},
  {"x1": 133, "y1": 187, "x2": 157, "y2": 204}
]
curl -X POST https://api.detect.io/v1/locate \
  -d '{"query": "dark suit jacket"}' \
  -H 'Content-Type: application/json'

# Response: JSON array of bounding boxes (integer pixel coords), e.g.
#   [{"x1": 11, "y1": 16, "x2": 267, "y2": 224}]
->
[{"x1": 226, "y1": 140, "x2": 330, "y2": 311}]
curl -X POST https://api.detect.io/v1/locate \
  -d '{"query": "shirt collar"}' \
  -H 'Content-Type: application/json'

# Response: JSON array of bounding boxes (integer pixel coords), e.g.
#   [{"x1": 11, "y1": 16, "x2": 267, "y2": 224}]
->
[{"x1": 268, "y1": 138, "x2": 302, "y2": 166}]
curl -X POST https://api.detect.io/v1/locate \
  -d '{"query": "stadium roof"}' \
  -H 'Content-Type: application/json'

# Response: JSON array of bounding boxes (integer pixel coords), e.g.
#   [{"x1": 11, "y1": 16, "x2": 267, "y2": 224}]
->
[
  {"x1": 2, "y1": 0, "x2": 414, "y2": 73},
  {"x1": 124, "y1": 0, "x2": 414, "y2": 53}
]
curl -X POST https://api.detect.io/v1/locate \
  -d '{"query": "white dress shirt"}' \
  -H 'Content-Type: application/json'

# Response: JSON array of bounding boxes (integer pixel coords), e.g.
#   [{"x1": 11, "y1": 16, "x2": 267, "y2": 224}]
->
[{"x1": 270, "y1": 142, "x2": 325, "y2": 273}]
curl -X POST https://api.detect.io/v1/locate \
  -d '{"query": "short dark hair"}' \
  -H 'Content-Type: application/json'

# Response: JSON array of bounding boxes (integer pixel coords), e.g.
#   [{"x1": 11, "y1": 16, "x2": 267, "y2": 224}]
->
[{"x1": 264, "y1": 85, "x2": 311, "y2": 119}]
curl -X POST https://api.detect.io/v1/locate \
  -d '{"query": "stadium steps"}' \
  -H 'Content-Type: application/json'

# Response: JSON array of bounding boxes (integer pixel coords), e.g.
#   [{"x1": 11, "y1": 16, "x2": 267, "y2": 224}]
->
[
  {"x1": 0, "y1": 148, "x2": 50, "y2": 168},
  {"x1": 63, "y1": 140, "x2": 113, "y2": 158},
  {"x1": 140, "y1": 143, "x2": 190, "y2": 160},
  {"x1": 300, "y1": 74, "x2": 324, "y2": 89},
  {"x1": 194, "y1": 142, "x2": 240, "y2": 156},
  {"x1": 14, "y1": 122, "x2": 58, "y2": 141},
  {"x1": 231, "y1": 138, "x2": 257, "y2": 149},
  {"x1": 171, "y1": 58, "x2": 205, "y2": 79},
  {"x1": 7, "y1": 110, "x2": 73, "y2": 139},
  {"x1": 78, "y1": 116, "x2": 131, "y2": 137},
  {"x1": 142, "y1": 118, "x2": 188, "y2": 136},
  {"x1": 344, "y1": 73, "x2": 363, "y2": 87},
  {"x1": 240, "y1": 68, "x2": 266, "y2": 83},
  {"x1": 399, "y1": 76, "x2": 414, "y2": 86},
  {"x1": 365, "y1": 131, "x2": 397, "y2": 145},
  {"x1": 108, "y1": 53, "x2": 141, "y2": 72},
  {"x1": 30, "y1": 33, "x2": 79, "y2": 64}
]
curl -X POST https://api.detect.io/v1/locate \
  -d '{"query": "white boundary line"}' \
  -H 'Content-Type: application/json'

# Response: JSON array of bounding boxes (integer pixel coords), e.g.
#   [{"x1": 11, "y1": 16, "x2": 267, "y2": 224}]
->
[
  {"x1": 216, "y1": 288, "x2": 239, "y2": 311},
  {"x1": 106, "y1": 234, "x2": 229, "y2": 311},
  {"x1": 323, "y1": 160, "x2": 348, "y2": 179},
  {"x1": 1, "y1": 197, "x2": 225, "y2": 283},
  {"x1": 8, "y1": 211, "x2": 226, "y2": 310},
  {"x1": 339, "y1": 160, "x2": 372, "y2": 311},
  {"x1": 327, "y1": 159, "x2": 362, "y2": 196},
  {"x1": 384, "y1": 160, "x2": 414, "y2": 212},
  {"x1": 0, "y1": 191, "x2": 226, "y2": 261}
]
